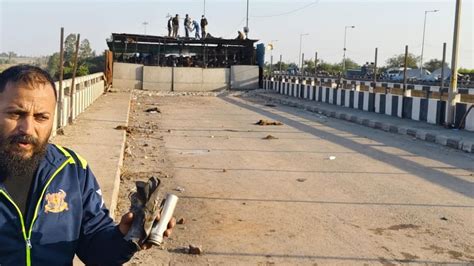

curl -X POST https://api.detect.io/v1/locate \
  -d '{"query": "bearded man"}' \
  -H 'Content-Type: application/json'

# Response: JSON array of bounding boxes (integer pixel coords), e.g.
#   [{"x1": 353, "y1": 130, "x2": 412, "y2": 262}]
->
[{"x1": 0, "y1": 65, "x2": 174, "y2": 265}]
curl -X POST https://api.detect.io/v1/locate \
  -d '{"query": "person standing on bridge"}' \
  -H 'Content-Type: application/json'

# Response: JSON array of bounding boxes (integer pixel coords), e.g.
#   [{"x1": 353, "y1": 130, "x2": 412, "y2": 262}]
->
[
  {"x1": 167, "y1": 16, "x2": 173, "y2": 37},
  {"x1": 184, "y1": 14, "x2": 192, "y2": 38},
  {"x1": 200, "y1": 15, "x2": 208, "y2": 38},
  {"x1": 192, "y1": 19, "x2": 201, "y2": 39},
  {"x1": 0, "y1": 65, "x2": 175, "y2": 265},
  {"x1": 172, "y1": 14, "x2": 179, "y2": 38}
]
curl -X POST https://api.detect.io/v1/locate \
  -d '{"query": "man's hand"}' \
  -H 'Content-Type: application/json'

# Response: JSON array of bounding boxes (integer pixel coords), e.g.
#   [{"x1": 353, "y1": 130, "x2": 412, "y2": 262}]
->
[{"x1": 119, "y1": 212, "x2": 176, "y2": 250}]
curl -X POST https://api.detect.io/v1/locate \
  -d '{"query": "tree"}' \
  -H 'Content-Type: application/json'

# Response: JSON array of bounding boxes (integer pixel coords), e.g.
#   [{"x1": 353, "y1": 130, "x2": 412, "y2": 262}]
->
[
  {"x1": 423, "y1": 59, "x2": 448, "y2": 72},
  {"x1": 303, "y1": 59, "x2": 315, "y2": 74},
  {"x1": 64, "y1": 34, "x2": 77, "y2": 67},
  {"x1": 343, "y1": 58, "x2": 360, "y2": 70},
  {"x1": 273, "y1": 61, "x2": 288, "y2": 73},
  {"x1": 46, "y1": 52, "x2": 60, "y2": 79},
  {"x1": 317, "y1": 60, "x2": 341, "y2": 74},
  {"x1": 79, "y1": 39, "x2": 93, "y2": 62},
  {"x1": 385, "y1": 53, "x2": 419, "y2": 69}
]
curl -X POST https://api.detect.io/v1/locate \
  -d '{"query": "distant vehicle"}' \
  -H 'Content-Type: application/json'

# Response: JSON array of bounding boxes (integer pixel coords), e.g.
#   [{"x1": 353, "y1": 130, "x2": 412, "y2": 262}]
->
[
  {"x1": 422, "y1": 66, "x2": 451, "y2": 82},
  {"x1": 345, "y1": 62, "x2": 375, "y2": 79},
  {"x1": 384, "y1": 67, "x2": 408, "y2": 80},
  {"x1": 391, "y1": 68, "x2": 430, "y2": 82},
  {"x1": 287, "y1": 66, "x2": 299, "y2": 75}
]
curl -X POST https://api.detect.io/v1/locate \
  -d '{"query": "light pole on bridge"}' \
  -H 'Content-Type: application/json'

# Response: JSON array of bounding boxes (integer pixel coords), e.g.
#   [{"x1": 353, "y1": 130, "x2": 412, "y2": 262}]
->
[
  {"x1": 343, "y1": 25, "x2": 355, "y2": 74},
  {"x1": 420, "y1": 9, "x2": 439, "y2": 78},
  {"x1": 298, "y1": 33, "x2": 309, "y2": 73}
]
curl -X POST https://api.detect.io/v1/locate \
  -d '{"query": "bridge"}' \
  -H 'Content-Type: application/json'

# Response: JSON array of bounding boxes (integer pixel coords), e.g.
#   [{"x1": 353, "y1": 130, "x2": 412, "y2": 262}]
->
[{"x1": 50, "y1": 70, "x2": 473, "y2": 264}]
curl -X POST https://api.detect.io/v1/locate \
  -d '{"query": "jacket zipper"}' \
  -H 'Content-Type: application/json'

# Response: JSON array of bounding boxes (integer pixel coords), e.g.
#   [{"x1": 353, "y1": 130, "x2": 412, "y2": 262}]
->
[
  {"x1": 0, "y1": 157, "x2": 71, "y2": 266},
  {"x1": 0, "y1": 190, "x2": 30, "y2": 265}
]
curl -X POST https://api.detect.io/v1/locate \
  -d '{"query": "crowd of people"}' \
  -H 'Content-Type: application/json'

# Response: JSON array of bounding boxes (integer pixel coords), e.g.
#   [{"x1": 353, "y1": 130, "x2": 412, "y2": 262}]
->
[{"x1": 167, "y1": 14, "x2": 208, "y2": 39}]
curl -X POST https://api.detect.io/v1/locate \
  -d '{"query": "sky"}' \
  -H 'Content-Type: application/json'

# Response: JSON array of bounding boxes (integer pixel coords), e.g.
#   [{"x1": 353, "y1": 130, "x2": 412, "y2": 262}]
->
[{"x1": 0, "y1": 0, "x2": 473, "y2": 68}]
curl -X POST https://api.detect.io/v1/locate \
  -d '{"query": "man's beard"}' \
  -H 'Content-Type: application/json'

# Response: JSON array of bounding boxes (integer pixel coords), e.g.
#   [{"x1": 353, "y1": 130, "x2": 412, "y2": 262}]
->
[{"x1": 0, "y1": 133, "x2": 49, "y2": 182}]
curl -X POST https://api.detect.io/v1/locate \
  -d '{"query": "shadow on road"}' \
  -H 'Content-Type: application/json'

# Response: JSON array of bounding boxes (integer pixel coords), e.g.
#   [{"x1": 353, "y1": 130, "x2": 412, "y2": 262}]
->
[{"x1": 220, "y1": 95, "x2": 474, "y2": 199}]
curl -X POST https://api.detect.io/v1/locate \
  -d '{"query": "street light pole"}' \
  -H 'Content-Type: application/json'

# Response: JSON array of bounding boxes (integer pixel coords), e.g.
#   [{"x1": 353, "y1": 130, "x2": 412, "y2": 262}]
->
[
  {"x1": 298, "y1": 33, "x2": 309, "y2": 72},
  {"x1": 270, "y1": 40, "x2": 278, "y2": 75},
  {"x1": 142, "y1": 21, "x2": 149, "y2": 35},
  {"x1": 343, "y1": 25, "x2": 355, "y2": 74},
  {"x1": 244, "y1": 0, "x2": 250, "y2": 38},
  {"x1": 204, "y1": 0, "x2": 206, "y2": 16},
  {"x1": 420, "y1": 9, "x2": 439, "y2": 77}
]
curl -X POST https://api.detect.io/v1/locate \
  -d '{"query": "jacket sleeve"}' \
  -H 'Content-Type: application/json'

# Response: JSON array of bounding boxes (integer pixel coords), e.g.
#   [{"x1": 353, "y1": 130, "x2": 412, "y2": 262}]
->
[{"x1": 76, "y1": 165, "x2": 137, "y2": 265}]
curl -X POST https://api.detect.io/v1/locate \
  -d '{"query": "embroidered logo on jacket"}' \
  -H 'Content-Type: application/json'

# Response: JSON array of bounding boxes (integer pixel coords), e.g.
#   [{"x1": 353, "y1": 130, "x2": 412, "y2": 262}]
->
[{"x1": 44, "y1": 189, "x2": 69, "y2": 213}]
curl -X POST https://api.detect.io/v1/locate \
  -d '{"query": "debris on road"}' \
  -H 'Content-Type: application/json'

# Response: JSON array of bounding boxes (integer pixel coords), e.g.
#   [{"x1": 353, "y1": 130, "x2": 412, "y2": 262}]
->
[
  {"x1": 222, "y1": 169, "x2": 227, "y2": 172},
  {"x1": 188, "y1": 244, "x2": 203, "y2": 255},
  {"x1": 124, "y1": 146, "x2": 133, "y2": 157},
  {"x1": 115, "y1": 125, "x2": 128, "y2": 130},
  {"x1": 255, "y1": 119, "x2": 283, "y2": 126},
  {"x1": 263, "y1": 135, "x2": 278, "y2": 140},
  {"x1": 328, "y1": 156, "x2": 336, "y2": 160},
  {"x1": 440, "y1": 217, "x2": 448, "y2": 221},
  {"x1": 56, "y1": 128, "x2": 65, "y2": 135},
  {"x1": 177, "y1": 218, "x2": 186, "y2": 224},
  {"x1": 296, "y1": 178, "x2": 307, "y2": 182},
  {"x1": 175, "y1": 186, "x2": 185, "y2": 192},
  {"x1": 145, "y1": 107, "x2": 161, "y2": 113},
  {"x1": 265, "y1": 104, "x2": 277, "y2": 107}
]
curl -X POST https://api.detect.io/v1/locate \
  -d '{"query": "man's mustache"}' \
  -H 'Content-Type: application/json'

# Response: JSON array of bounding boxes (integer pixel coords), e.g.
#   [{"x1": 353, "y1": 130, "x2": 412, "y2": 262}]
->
[{"x1": 8, "y1": 134, "x2": 39, "y2": 146}]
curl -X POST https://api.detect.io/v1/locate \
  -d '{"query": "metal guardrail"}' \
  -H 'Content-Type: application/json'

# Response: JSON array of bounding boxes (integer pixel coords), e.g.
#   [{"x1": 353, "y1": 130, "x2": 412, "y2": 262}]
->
[{"x1": 52, "y1": 72, "x2": 105, "y2": 136}]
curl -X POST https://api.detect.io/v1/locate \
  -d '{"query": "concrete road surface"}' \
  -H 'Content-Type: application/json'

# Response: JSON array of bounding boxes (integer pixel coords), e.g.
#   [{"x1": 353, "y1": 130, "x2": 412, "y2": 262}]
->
[{"x1": 123, "y1": 92, "x2": 474, "y2": 265}]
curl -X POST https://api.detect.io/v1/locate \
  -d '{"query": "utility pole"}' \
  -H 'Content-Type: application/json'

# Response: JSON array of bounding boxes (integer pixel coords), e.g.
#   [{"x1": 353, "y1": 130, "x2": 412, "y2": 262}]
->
[
  {"x1": 374, "y1": 47, "x2": 378, "y2": 83},
  {"x1": 68, "y1": 34, "x2": 80, "y2": 124},
  {"x1": 403, "y1": 45, "x2": 409, "y2": 96},
  {"x1": 447, "y1": 0, "x2": 462, "y2": 126},
  {"x1": 301, "y1": 53, "x2": 305, "y2": 77},
  {"x1": 314, "y1": 51, "x2": 318, "y2": 77},
  {"x1": 440, "y1": 42, "x2": 447, "y2": 98},
  {"x1": 298, "y1": 33, "x2": 309, "y2": 72},
  {"x1": 58, "y1": 27, "x2": 65, "y2": 128},
  {"x1": 203, "y1": 0, "x2": 206, "y2": 16},
  {"x1": 244, "y1": 0, "x2": 249, "y2": 38},
  {"x1": 279, "y1": 54, "x2": 282, "y2": 73}
]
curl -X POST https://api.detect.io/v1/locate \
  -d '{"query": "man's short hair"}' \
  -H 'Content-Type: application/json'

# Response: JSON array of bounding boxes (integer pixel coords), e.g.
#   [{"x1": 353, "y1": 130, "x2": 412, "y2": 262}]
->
[{"x1": 0, "y1": 64, "x2": 57, "y2": 100}]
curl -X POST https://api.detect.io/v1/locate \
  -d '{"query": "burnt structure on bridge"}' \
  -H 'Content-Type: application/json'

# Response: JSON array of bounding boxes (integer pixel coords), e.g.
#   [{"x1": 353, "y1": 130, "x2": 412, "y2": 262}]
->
[{"x1": 107, "y1": 33, "x2": 258, "y2": 68}]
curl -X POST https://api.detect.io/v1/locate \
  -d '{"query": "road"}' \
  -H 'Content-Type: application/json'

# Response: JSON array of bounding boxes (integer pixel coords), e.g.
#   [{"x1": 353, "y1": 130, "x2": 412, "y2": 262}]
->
[{"x1": 119, "y1": 91, "x2": 474, "y2": 265}]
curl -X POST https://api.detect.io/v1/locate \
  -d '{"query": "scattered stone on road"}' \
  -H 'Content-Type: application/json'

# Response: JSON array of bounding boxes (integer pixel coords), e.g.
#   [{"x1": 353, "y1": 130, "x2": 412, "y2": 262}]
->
[
  {"x1": 255, "y1": 119, "x2": 283, "y2": 126},
  {"x1": 262, "y1": 135, "x2": 278, "y2": 140},
  {"x1": 145, "y1": 107, "x2": 161, "y2": 113},
  {"x1": 188, "y1": 245, "x2": 203, "y2": 255}
]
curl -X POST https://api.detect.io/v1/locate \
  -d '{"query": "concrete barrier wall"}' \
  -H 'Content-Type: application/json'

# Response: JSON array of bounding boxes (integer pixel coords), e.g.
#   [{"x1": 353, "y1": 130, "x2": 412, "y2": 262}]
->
[
  {"x1": 113, "y1": 63, "x2": 256, "y2": 91},
  {"x1": 231, "y1": 65, "x2": 259, "y2": 89},
  {"x1": 264, "y1": 77, "x2": 474, "y2": 132},
  {"x1": 143, "y1": 66, "x2": 172, "y2": 91},
  {"x1": 201, "y1": 68, "x2": 229, "y2": 91},
  {"x1": 113, "y1": 62, "x2": 143, "y2": 89},
  {"x1": 142, "y1": 66, "x2": 230, "y2": 92},
  {"x1": 173, "y1": 67, "x2": 205, "y2": 91}
]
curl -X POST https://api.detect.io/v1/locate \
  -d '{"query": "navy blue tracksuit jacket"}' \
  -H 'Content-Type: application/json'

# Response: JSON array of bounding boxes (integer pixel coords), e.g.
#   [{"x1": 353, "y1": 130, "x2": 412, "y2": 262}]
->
[{"x1": 0, "y1": 144, "x2": 137, "y2": 265}]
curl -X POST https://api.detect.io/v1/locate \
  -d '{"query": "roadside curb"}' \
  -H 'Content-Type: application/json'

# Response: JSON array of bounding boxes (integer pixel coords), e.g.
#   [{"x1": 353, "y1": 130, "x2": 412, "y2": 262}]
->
[
  {"x1": 108, "y1": 89, "x2": 133, "y2": 218},
  {"x1": 256, "y1": 93, "x2": 474, "y2": 154}
]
